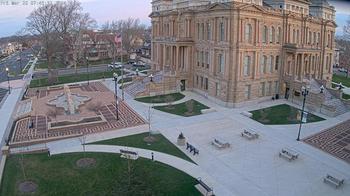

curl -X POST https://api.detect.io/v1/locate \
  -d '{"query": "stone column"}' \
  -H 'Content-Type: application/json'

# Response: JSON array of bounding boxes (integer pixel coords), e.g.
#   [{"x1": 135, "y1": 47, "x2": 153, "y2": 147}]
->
[
  {"x1": 300, "y1": 53, "x2": 305, "y2": 81},
  {"x1": 176, "y1": 46, "x2": 179, "y2": 72}
]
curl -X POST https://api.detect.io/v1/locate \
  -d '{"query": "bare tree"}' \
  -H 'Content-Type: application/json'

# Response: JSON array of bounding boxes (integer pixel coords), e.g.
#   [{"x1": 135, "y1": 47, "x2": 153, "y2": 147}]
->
[
  {"x1": 101, "y1": 18, "x2": 147, "y2": 54},
  {"x1": 185, "y1": 100, "x2": 194, "y2": 115},
  {"x1": 47, "y1": 108, "x2": 60, "y2": 121},
  {"x1": 165, "y1": 95, "x2": 175, "y2": 109}
]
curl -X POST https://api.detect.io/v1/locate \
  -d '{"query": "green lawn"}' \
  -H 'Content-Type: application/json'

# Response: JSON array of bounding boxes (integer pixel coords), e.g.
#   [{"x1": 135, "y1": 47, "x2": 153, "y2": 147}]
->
[
  {"x1": 92, "y1": 132, "x2": 193, "y2": 163},
  {"x1": 0, "y1": 153, "x2": 200, "y2": 196},
  {"x1": 154, "y1": 99, "x2": 209, "y2": 117},
  {"x1": 333, "y1": 74, "x2": 350, "y2": 87},
  {"x1": 29, "y1": 71, "x2": 120, "y2": 88},
  {"x1": 343, "y1": 93, "x2": 350, "y2": 100},
  {"x1": 35, "y1": 61, "x2": 66, "y2": 70},
  {"x1": 118, "y1": 77, "x2": 133, "y2": 84},
  {"x1": 250, "y1": 104, "x2": 325, "y2": 125},
  {"x1": 135, "y1": 93, "x2": 185, "y2": 104}
]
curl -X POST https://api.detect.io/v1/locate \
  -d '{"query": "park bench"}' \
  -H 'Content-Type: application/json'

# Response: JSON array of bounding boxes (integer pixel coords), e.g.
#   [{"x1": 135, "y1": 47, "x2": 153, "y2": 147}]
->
[
  {"x1": 186, "y1": 142, "x2": 199, "y2": 155},
  {"x1": 279, "y1": 148, "x2": 299, "y2": 161},
  {"x1": 323, "y1": 174, "x2": 344, "y2": 188},
  {"x1": 212, "y1": 138, "x2": 230, "y2": 149},
  {"x1": 120, "y1": 149, "x2": 139, "y2": 160},
  {"x1": 195, "y1": 178, "x2": 214, "y2": 196},
  {"x1": 241, "y1": 129, "x2": 259, "y2": 140}
]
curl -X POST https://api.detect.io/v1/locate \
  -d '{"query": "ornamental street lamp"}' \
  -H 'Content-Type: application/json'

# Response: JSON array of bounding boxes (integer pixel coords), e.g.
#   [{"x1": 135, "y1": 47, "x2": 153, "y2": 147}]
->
[
  {"x1": 86, "y1": 56, "x2": 90, "y2": 85},
  {"x1": 113, "y1": 72, "x2": 119, "y2": 120},
  {"x1": 5, "y1": 67, "x2": 10, "y2": 94},
  {"x1": 149, "y1": 74, "x2": 154, "y2": 82},
  {"x1": 296, "y1": 86, "x2": 309, "y2": 141}
]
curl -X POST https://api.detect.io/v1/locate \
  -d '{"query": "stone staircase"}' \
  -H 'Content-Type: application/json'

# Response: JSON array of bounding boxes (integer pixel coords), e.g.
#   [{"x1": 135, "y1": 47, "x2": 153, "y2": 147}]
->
[
  {"x1": 309, "y1": 79, "x2": 349, "y2": 116},
  {"x1": 124, "y1": 72, "x2": 164, "y2": 97}
]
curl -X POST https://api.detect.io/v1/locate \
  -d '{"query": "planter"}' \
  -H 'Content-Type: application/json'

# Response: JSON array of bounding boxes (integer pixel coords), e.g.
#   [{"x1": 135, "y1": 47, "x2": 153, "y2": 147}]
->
[{"x1": 177, "y1": 138, "x2": 186, "y2": 146}]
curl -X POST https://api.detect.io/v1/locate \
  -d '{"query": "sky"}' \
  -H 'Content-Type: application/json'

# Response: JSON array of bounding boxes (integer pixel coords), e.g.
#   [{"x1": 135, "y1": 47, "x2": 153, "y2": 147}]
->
[{"x1": 0, "y1": 0, "x2": 349, "y2": 38}]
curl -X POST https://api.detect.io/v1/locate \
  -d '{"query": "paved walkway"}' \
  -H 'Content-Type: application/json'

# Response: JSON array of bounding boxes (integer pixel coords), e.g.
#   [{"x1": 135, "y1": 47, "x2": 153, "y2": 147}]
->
[
  {"x1": 49, "y1": 143, "x2": 233, "y2": 196},
  {"x1": 102, "y1": 79, "x2": 350, "y2": 196}
]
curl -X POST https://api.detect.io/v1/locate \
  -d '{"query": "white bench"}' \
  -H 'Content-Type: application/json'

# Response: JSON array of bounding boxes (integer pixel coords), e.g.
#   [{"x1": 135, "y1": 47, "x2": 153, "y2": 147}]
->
[
  {"x1": 323, "y1": 174, "x2": 344, "y2": 188},
  {"x1": 241, "y1": 129, "x2": 259, "y2": 140},
  {"x1": 120, "y1": 149, "x2": 139, "y2": 160},
  {"x1": 279, "y1": 148, "x2": 299, "y2": 161},
  {"x1": 212, "y1": 138, "x2": 230, "y2": 149}
]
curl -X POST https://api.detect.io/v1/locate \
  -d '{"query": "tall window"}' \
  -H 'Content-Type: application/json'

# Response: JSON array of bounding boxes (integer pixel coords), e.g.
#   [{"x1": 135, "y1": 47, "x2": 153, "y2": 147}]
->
[
  {"x1": 215, "y1": 83, "x2": 220, "y2": 96},
  {"x1": 260, "y1": 55, "x2": 267, "y2": 74},
  {"x1": 205, "y1": 51, "x2": 209, "y2": 68},
  {"x1": 313, "y1": 32, "x2": 316, "y2": 45},
  {"x1": 296, "y1": 30, "x2": 300, "y2": 44},
  {"x1": 267, "y1": 81, "x2": 272, "y2": 95},
  {"x1": 205, "y1": 78, "x2": 209, "y2": 90},
  {"x1": 218, "y1": 53, "x2": 225, "y2": 73},
  {"x1": 277, "y1": 27, "x2": 282, "y2": 43},
  {"x1": 244, "y1": 55, "x2": 251, "y2": 76},
  {"x1": 274, "y1": 81, "x2": 279, "y2": 94},
  {"x1": 219, "y1": 21, "x2": 225, "y2": 41},
  {"x1": 259, "y1": 82, "x2": 265, "y2": 97},
  {"x1": 207, "y1": 23, "x2": 211, "y2": 40},
  {"x1": 201, "y1": 51, "x2": 204, "y2": 67},
  {"x1": 309, "y1": 31, "x2": 312, "y2": 44},
  {"x1": 245, "y1": 85, "x2": 251, "y2": 100},
  {"x1": 270, "y1": 27, "x2": 275, "y2": 43},
  {"x1": 293, "y1": 29, "x2": 296, "y2": 43},
  {"x1": 262, "y1": 26, "x2": 268, "y2": 43},
  {"x1": 201, "y1": 23, "x2": 205, "y2": 40},
  {"x1": 197, "y1": 23, "x2": 200, "y2": 39},
  {"x1": 245, "y1": 24, "x2": 252, "y2": 43},
  {"x1": 269, "y1": 56, "x2": 274, "y2": 72},
  {"x1": 275, "y1": 55, "x2": 279, "y2": 70}
]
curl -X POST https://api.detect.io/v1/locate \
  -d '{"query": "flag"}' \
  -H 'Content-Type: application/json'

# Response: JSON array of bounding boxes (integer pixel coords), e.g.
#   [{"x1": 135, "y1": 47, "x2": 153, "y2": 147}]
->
[{"x1": 114, "y1": 33, "x2": 122, "y2": 45}]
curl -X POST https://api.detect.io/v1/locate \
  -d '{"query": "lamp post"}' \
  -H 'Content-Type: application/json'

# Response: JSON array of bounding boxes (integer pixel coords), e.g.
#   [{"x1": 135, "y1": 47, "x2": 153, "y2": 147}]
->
[
  {"x1": 113, "y1": 72, "x2": 119, "y2": 120},
  {"x1": 296, "y1": 86, "x2": 309, "y2": 141},
  {"x1": 86, "y1": 56, "x2": 90, "y2": 85},
  {"x1": 121, "y1": 67, "x2": 125, "y2": 101},
  {"x1": 136, "y1": 68, "x2": 139, "y2": 76},
  {"x1": 149, "y1": 74, "x2": 154, "y2": 82},
  {"x1": 5, "y1": 67, "x2": 10, "y2": 94}
]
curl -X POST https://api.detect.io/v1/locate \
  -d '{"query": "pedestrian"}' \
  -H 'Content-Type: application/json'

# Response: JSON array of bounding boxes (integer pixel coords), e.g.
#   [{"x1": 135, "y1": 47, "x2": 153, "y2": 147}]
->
[{"x1": 151, "y1": 152, "x2": 154, "y2": 161}]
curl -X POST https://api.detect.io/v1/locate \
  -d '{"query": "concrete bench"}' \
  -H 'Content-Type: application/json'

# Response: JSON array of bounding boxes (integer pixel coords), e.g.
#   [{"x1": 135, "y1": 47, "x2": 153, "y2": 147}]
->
[
  {"x1": 323, "y1": 174, "x2": 344, "y2": 188},
  {"x1": 120, "y1": 149, "x2": 139, "y2": 160},
  {"x1": 241, "y1": 129, "x2": 259, "y2": 140},
  {"x1": 241, "y1": 111, "x2": 253, "y2": 118},
  {"x1": 212, "y1": 138, "x2": 230, "y2": 149},
  {"x1": 279, "y1": 148, "x2": 299, "y2": 161},
  {"x1": 195, "y1": 178, "x2": 214, "y2": 196}
]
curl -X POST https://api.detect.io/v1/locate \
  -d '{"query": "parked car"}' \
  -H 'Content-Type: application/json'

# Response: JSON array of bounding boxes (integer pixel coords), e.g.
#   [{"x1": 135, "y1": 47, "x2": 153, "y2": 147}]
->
[{"x1": 108, "y1": 62, "x2": 123, "y2": 69}]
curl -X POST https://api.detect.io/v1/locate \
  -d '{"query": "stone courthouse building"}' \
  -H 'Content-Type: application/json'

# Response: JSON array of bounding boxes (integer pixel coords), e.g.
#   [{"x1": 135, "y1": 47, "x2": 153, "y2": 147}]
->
[{"x1": 148, "y1": 0, "x2": 337, "y2": 107}]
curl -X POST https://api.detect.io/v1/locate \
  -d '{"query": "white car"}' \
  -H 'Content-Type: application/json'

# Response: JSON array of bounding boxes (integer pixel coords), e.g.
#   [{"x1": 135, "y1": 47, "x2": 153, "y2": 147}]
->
[{"x1": 108, "y1": 62, "x2": 123, "y2": 69}]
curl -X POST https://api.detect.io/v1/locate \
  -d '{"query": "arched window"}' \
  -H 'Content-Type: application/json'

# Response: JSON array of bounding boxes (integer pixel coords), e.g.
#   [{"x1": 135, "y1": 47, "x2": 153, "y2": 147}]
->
[
  {"x1": 277, "y1": 27, "x2": 282, "y2": 44},
  {"x1": 296, "y1": 30, "x2": 300, "y2": 44},
  {"x1": 270, "y1": 55, "x2": 274, "y2": 72},
  {"x1": 262, "y1": 26, "x2": 268, "y2": 44},
  {"x1": 244, "y1": 55, "x2": 251, "y2": 76},
  {"x1": 245, "y1": 24, "x2": 252, "y2": 43},
  {"x1": 260, "y1": 55, "x2": 267, "y2": 74},
  {"x1": 293, "y1": 29, "x2": 296, "y2": 43},
  {"x1": 270, "y1": 27, "x2": 275, "y2": 43}
]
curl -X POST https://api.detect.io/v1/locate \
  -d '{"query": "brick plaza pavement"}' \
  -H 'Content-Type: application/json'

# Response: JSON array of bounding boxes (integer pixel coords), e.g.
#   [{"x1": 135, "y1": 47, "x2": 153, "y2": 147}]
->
[
  {"x1": 304, "y1": 119, "x2": 350, "y2": 164},
  {"x1": 11, "y1": 82, "x2": 145, "y2": 146}
]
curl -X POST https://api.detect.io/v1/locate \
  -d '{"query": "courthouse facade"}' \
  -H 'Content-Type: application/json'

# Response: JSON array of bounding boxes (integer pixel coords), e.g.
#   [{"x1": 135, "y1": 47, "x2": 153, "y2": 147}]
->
[{"x1": 150, "y1": 0, "x2": 336, "y2": 107}]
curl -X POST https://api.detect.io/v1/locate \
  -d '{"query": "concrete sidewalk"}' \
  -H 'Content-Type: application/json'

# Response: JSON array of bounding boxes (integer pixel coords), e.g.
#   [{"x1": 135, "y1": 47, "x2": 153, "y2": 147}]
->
[{"x1": 50, "y1": 144, "x2": 234, "y2": 196}]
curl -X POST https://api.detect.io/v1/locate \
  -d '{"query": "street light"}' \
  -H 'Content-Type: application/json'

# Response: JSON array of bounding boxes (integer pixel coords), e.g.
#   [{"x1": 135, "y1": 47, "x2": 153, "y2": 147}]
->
[
  {"x1": 296, "y1": 85, "x2": 309, "y2": 141},
  {"x1": 149, "y1": 74, "x2": 154, "y2": 82},
  {"x1": 86, "y1": 56, "x2": 90, "y2": 85},
  {"x1": 5, "y1": 67, "x2": 10, "y2": 94},
  {"x1": 136, "y1": 68, "x2": 139, "y2": 76},
  {"x1": 113, "y1": 72, "x2": 119, "y2": 120}
]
